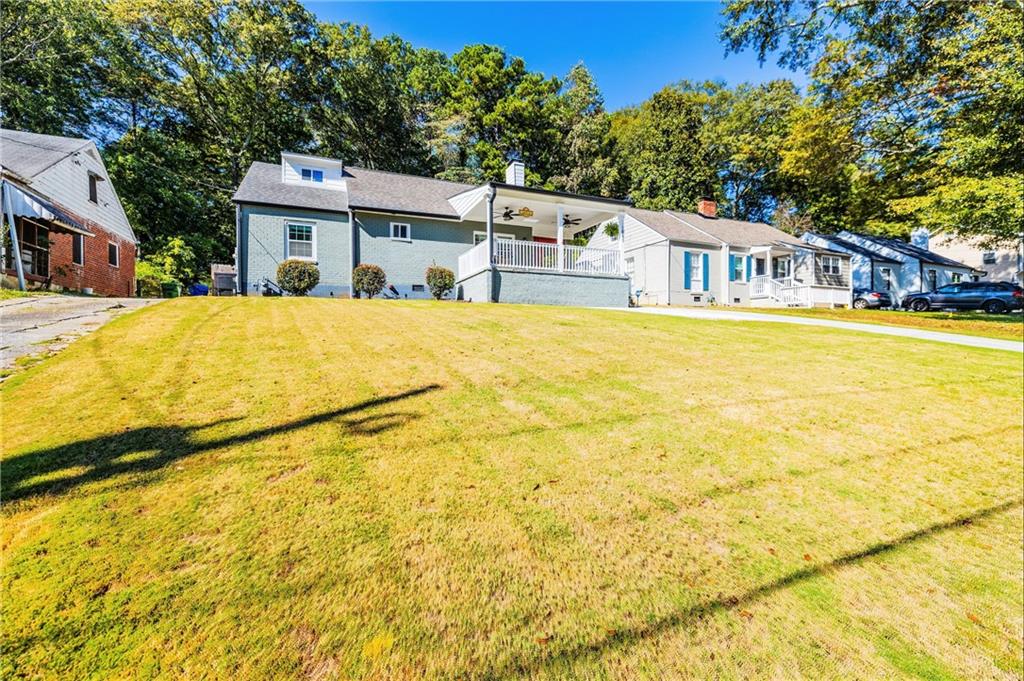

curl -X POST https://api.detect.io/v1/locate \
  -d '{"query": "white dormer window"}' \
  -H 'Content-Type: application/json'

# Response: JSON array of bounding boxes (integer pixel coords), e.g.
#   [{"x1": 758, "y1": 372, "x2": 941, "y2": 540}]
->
[{"x1": 301, "y1": 168, "x2": 324, "y2": 183}]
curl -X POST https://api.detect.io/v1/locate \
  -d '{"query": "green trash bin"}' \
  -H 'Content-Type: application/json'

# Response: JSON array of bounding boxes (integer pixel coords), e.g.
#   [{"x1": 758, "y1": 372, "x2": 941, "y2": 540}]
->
[{"x1": 160, "y1": 282, "x2": 181, "y2": 298}]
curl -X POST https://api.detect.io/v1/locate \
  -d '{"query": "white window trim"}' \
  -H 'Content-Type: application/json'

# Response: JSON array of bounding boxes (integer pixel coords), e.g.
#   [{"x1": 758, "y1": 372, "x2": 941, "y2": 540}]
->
[
  {"x1": 819, "y1": 255, "x2": 841, "y2": 276},
  {"x1": 300, "y1": 167, "x2": 324, "y2": 183},
  {"x1": 390, "y1": 222, "x2": 412, "y2": 242},
  {"x1": 951, "y1": 272, "x2": 962, "y2": 284},
  {"x1": 624, "y1": 256, "x2": 635, "y2": 276},
  {"x1": 286, "y1": 220, "x2": 317, "y2": 261},
  {"x1": 473, "y1": 230, "x2": 516, "y2": 244},
  {"x1": 108, "y1": 241, "x2": 119, "y2": 268},
  {"x1": 72, "y1": 233, "x2": 85, "y2": 266},
  {"x1": 689, "y1": 251, "x2": 702, "y2": 290}
]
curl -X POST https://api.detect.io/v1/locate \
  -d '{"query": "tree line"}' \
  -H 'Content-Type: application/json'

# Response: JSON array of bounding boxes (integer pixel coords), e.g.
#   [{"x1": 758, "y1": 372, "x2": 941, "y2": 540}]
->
[{"x1": 2, "y1": 0, "x2": 1019, "y2": 280}]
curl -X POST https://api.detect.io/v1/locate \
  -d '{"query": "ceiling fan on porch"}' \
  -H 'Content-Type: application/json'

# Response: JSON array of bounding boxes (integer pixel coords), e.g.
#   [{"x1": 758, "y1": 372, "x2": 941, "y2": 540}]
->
[
  {"x1": 496, "y1": 206, "x2": 535, "y2": 221},
  {"x1": 562, "y1": 214, "x2": 582, "y2": 228}
]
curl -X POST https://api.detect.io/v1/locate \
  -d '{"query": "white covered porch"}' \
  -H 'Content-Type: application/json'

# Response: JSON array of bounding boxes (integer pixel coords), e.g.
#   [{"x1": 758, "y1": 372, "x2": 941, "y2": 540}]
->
[
  {"x1": 450, "y1": 177, "x2": 631, "y2": 306},
  {"x1": 748, "y1": 243, "x2": 852, "y2": 308}
]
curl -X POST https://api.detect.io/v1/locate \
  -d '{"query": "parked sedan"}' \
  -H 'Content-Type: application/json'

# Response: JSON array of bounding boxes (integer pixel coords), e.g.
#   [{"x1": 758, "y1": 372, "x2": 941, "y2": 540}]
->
[
  {"x1": 852, "y1": 288, "x2": 893, "y2": 309},
  {"x1": 901, "y1": 282, "x2": 1024, "y2": 313}
]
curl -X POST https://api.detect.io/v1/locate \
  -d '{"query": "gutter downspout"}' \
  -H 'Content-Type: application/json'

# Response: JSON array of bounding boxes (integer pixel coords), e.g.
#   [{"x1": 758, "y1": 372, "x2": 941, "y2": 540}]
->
[
  {"x1": 2, "y1": 182, "x2": 27, "y2": 291},
  {"x1": 485, "y1": 184, "x2": 496, "y2": 302},
  {"x1": 666, "y1": 240, "x2": 672, "y2": 306},
  {"x1": 234, "y1": 203, "x2": 242, "y2": 294},
  {"x1": 349, "y1": 209, "x2": 357, "y2": 298}
]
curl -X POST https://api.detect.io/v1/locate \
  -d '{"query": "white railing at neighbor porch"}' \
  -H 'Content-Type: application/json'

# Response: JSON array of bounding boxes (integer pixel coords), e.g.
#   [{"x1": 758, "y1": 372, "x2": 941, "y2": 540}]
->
[
  {"x1": 750, "y1": 275, "x2": 810, "y2": 306},
  {"x1": 457, "y1": 240, "x2": 621, "y2": 279}
]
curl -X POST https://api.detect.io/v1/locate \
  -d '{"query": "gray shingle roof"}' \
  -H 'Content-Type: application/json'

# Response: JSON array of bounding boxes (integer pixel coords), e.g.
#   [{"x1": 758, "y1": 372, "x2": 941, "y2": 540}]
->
[
  {"x1": 627, "y1": 208, "x2": 720, "y2": 246},
  {"x1": 346, "y1": 167, "x2": 475, "y2": 217},
  {"x1": 666, "y1": 211, "x2": 806, "y2": 248},
  {"x1": 0, "y1": 128, "x2": 91, "y2": 179},
  {"x1": 233, "y1": 161, "x2": 478, "y2": 217},
  {"x1": 806, "y1": 233, "x2": 900, "y2": 263},
  {"x1": 233, "y1": 161, "x2": 350, "y2": 213},
  {"x1": 848, "y1": 232, "x2": 975, "y2": 270}
]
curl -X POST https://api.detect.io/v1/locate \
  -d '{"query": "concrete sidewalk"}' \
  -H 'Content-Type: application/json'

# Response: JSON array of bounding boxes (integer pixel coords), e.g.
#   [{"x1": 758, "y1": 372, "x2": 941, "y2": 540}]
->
[
  {"x1": 1, "y1": 295, "x2": 159, "y2": 371},
  {"x1": 613, "y1": 306, "x2": 1024, "y2": 353}
]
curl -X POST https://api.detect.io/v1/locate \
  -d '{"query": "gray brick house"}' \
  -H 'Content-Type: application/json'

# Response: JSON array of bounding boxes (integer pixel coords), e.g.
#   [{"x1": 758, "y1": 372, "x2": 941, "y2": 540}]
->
[{"x1": 232, "y1": 153, "x2": 631, "y2": 306}]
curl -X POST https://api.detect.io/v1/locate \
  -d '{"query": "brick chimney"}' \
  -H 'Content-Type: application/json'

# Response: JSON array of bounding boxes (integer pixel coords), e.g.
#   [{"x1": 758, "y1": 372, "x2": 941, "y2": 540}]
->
[{"x1": 697, "y1": 197, "x2": 717, "y2": 218}]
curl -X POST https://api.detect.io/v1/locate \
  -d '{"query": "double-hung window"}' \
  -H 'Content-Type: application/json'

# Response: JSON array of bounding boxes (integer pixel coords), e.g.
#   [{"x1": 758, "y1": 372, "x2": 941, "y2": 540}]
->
[
  {"x1": 300, "y1": 168, "x2": 324, "y2": 183},
  {"x1": 108, "y1": 242, "x2": 119, "y2": 267},
  {"x1": 287, "y1": 222, "x2": 314, "y2": 259},
  {"x1": 951, "y1": 272, "x2": 962, "y2": 284},
  {"x1": 390, "y1": 222, "x2": 411, "y2": 241},
  {"x1": 820, "y1": 255, "x2": 841, "y2": 276},
  {"x1": 690, "y1": 253, "x2": 702, "y2": 288},
  {"x1": 732, "y1": 256, "x2": 744, "y2": 281}
]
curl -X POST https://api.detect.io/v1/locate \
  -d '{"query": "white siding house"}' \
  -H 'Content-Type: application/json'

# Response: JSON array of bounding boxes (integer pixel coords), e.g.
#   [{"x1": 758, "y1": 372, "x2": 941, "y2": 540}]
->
[{"x1": 803, "y1": 231, "x2": 976, "y2": 306}]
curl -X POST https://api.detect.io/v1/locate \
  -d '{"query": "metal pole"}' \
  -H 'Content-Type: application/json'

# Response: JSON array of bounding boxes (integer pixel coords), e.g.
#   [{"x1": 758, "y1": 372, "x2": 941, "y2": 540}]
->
[{"x1": 3, "y1": 183, "x2": 27, "y2": 291}]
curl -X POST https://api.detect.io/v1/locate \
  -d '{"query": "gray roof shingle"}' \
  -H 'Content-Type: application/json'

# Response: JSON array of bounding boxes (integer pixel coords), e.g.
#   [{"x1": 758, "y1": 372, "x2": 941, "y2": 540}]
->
[
  {"x1": 232, "y1": 161, "x2": 478, "y2": 217},
  {"x1": 0, "y1": 129, "x2": 91, "y2": 179},
  {"x1": 233, "y1": 161, "x2": 350, "y2": 213},
  {"x1": 627, "y1": 208, "x2": 720, "y2": 246},
  {"x1": 847, "y1": 232, "x2": 975, "y2": 270},
  {"x1": 667, "y1": 211, "x2": 806, "y2": 248},
  {"x1": 806, "y1": 233, "x2": 900, "y2": 263}
]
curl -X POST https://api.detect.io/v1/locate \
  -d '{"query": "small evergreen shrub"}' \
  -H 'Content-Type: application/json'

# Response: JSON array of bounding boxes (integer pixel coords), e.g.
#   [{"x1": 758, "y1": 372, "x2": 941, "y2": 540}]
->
[
  {"x1": 353, "y1": 263, "x2": 386, "y2": 298},
  {"x1": 277, "y1": 259, "x2": 320, "y2": 296},
  {"x1": 425, "y1": 266, "x2": 455, "y2": 300}
]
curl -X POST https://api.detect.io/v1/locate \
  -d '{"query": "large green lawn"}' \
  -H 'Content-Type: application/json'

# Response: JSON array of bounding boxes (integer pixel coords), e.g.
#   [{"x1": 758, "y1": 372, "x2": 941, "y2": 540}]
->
[
  {"x1": 3, "y1": 298, "x2": 1022, "y2": 679},
  {"x1": 733, "y1": 305, "x2": 1024, "y2": 342}
]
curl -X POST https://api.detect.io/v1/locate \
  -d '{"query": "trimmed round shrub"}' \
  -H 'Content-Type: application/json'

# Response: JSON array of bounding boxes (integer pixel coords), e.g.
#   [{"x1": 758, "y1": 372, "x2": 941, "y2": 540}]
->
[
  {"x1": 425, "y1": 266, "x2": 455, "y2": 300},
  {"x1": 277, "y1": 259, "x2": 320, "y2": 296},
  {"x1": 352, "y1": 263, "x2": 386, "y2": 298}
]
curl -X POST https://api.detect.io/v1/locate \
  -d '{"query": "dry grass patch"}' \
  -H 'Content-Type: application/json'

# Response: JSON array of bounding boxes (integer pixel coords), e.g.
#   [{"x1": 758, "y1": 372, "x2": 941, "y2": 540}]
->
[{"x1": 2, "y1": 298, "x2": 1021, "y2": 679}]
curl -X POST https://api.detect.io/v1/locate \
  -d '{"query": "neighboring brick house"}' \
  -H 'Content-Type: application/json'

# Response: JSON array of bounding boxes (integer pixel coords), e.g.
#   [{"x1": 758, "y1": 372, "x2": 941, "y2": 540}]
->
[{"x1": 1, "y1": 129, "x2": 138, "y2": 296}]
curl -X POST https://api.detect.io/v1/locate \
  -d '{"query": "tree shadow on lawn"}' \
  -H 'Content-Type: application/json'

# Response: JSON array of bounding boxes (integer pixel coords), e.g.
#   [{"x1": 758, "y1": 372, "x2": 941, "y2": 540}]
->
[
  {"x1": 3, "y1": 384, "x2": 442, "y2": 503},
  {"x1": 490, "y1": 496, "x2": 1023, "y2": 679}
]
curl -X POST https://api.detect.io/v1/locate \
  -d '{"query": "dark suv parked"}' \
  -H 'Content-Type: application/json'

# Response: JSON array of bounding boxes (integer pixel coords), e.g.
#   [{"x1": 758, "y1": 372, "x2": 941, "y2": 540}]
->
[{"x1": 901, "y1": 282, "x2": 1024, "y2": 313}]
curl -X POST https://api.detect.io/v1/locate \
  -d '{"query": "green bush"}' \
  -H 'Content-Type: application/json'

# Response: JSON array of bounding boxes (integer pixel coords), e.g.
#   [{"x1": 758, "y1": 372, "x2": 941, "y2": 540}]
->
[
  {"x1": 425, "y1": 265, "x2": 455, "y2": 300},
  {"x1": 352, "y1": 264, "x2": 386, "y2": 298},
  {"x1": 135, "y1": 259, "x2": 177, "y2": 298},
  {"x1": 277, "y1": 259, "x2": 320, "y2": 296}
]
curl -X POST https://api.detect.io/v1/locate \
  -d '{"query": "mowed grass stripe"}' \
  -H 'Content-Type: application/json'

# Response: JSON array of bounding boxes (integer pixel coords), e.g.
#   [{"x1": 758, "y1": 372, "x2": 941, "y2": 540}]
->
[{"x1": 2, "y1": 297, "x2": 1020, "y2": 679}]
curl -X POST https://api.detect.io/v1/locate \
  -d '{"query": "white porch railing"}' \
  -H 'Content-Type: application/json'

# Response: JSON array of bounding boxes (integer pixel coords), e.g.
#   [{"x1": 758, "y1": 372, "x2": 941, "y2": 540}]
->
[
  {"x1": 457, "y1": 240, "x2": 491, "y2": 278},
  {"x1": 750, "y1": 275, "x2": 811, "y2": 306},
  {"x1": 457, "y1": 239, "x2": 621, "y2": 279}
]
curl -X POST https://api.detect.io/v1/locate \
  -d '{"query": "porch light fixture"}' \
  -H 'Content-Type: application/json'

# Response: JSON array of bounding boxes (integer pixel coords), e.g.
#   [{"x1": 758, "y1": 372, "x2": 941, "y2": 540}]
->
[{"x1": 518, "y1": 207, "x2": 534, "y2": 218}]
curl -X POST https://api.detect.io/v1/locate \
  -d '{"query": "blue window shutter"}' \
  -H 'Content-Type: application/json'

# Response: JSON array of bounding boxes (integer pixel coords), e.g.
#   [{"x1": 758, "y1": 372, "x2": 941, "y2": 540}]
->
[
  {"x1": 683, "y1": 251, "x2": 692, "y2": 289},
  {"x1": 729, "y1": 254, "x2": 736, "y2": 282},
  {"x1": 702, "y1": 253, "x2": 710, "y2": 291},
  {"x1": 746, "y1": 255, "x2": 752, "y2": 281}
]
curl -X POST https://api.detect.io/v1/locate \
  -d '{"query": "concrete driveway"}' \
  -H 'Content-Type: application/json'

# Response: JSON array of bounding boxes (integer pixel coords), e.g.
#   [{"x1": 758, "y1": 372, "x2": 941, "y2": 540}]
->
[
  {"x1": 614, "y1": 306, "x2": 1024, "y2": 353},
  {"x1": 1, "y1": 295, "x2": 159, "y2": 371}
]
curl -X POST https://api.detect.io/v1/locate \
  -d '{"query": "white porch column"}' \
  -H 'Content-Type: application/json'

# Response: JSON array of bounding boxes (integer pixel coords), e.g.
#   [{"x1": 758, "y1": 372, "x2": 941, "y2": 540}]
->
[
  {"x1": 2, "y1": 183, "x2": 26, "y2": 291},
  {"x1": 556, "y1": 204, "x2": 565, "y2": 272},
  {"x1": 486, "y1": 185, "x2": 496, "y2": 265},
  {"x1": 617, "y1": 210, "x2": 625, "y2": 276},
  {"x1": 486, "y1": 185, "x2": 496, "y2": 302},
  {"x1": 720, "y1": 245, "x2": 730, "y2": 305}
]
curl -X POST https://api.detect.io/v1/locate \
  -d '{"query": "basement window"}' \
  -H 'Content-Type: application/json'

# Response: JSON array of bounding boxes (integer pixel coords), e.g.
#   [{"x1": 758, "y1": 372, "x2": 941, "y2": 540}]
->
[{"x1": 411, "y1": 284, "x2": 425, "y2": 292}]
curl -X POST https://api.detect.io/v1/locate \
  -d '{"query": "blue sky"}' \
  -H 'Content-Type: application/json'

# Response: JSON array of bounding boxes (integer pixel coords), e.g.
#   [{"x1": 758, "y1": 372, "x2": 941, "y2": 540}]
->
[{"x1": 302, "y1": 2, "x2": 804, "y2": 111}]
